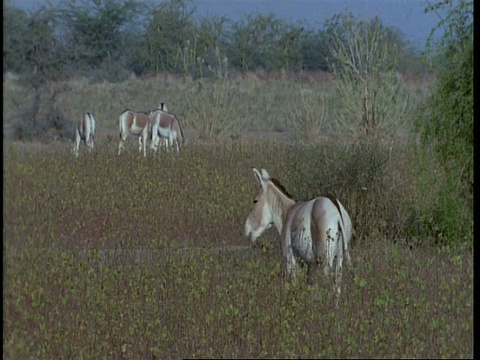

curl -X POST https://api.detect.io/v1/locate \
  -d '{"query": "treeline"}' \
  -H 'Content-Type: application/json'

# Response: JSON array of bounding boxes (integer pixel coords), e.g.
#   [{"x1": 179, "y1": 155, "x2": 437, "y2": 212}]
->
[{"x1": 3, "y1": 0, "x2": 425, "y2": 83}]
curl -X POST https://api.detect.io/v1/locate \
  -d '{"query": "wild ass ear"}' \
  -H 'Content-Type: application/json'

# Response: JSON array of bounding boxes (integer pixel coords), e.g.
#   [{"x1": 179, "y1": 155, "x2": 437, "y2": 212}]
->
[
  {"x1": 252, "y1": 167, "x2": 265, "y2": 188},
  {"x1": 260, "y1": 169, "x2": 270, "y2": 180}
]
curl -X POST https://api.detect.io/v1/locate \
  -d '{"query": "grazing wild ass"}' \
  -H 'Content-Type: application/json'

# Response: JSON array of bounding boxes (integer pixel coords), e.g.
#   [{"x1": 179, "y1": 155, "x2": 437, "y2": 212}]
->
[
  {"x1": 149, "y1": 103, "x2": 185, "y2": 154},
  {"x1": 73, "y1": 112, "x2": 96, "y2": 157},
  {"x1": 118, "y1": 109, "x2": 151, "y2": 157},
  {"x1": 136, "y1": 102, "x2": 169, "y2": 152},
  {"x1": 244, "y1": 168, "x2": 352, "y2": 307}
]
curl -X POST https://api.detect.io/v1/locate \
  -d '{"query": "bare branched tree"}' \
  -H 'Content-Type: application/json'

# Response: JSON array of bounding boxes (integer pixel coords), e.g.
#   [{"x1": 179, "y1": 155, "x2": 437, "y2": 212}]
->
[{"x1": 325, "y1": 13, "x2": 411, "y2": 137}]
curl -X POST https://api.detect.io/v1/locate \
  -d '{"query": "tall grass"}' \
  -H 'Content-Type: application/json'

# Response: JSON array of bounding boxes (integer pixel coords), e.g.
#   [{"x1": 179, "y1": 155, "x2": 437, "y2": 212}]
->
[
  {"x1": 4, "y1": 71, "x2": 421, "y2": 140},
  {"x1": 4, "y1": 140, "x2": 473, "y2": 358}
]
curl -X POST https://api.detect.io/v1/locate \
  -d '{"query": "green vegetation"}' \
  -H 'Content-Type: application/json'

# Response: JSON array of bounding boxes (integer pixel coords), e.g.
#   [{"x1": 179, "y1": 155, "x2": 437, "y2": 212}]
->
[
  {"x1": 416, "y1": 0, "x2": 473, "y2": 248},
  {"x1": 4, "y1": 139, "x2": 473, "y2": 358},
  {"x1": 5, "y1": 0, "x2": 420, "y2": 78}
]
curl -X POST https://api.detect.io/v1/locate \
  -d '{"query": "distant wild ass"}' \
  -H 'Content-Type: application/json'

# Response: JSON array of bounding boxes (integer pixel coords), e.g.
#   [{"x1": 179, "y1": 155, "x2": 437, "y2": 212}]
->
[
  {"x1": 149, "y1": 103, "x2": 185, "y2": 154},
  {"x1": 136, "y1": 102, "x2": 170, "y2": 153},
  {"x1": 118, "y1": 108, "x2": 151, "y2": 157},
  {"x1": 118, "y1": 103, "x2": 179, "y2": 156},
  {"x1": 245, "y1": 168, "x2": 352, "y2": 307},
  {"x1": 73, "y1": 112, "x2": 96, "y2": 157}
]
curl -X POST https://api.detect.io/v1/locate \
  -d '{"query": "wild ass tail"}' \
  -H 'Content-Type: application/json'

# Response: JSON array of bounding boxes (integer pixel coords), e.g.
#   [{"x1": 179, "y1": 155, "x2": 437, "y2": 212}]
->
[
  {"x1": 86, "y1": 112, "x2": 93, "y2": 135},
  {"x1": 175, "y1": 114, "x2": 185, "y2": 145},
  {"x1": 325, "y1": 195, "x2": 348, "y2": 258},
  {"x1": 332, "y1": 197, "x2": 353, "y2": 271}
]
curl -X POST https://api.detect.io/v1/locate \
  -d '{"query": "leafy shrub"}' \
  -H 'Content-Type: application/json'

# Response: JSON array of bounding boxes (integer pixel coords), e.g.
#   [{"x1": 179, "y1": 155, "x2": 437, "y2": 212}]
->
[
  {"x1": 278, "y1": 136, "x2": 423, "y2": 247},
  {"x1": 12, "y1": 97, "x2": 74, "y2": 142},
  {"x1": 415, "y1": 0, "x2": 473, "y2": 248}
]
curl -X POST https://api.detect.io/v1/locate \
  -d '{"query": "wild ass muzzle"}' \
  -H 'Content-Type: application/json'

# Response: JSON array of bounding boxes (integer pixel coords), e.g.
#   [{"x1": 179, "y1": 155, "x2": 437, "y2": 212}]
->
[
  {"x1": 149, "y1": 105, "x2": 185, "y2": 154},
  {"x1": 244, "y1": 168, "x2": 352, "y2": 307},
  {"x1": 118, "y1": 109, "x2": 151, "y2": 157},
  {"x1": 73, "y1": 112, "x2": 96, "y2": 157}
]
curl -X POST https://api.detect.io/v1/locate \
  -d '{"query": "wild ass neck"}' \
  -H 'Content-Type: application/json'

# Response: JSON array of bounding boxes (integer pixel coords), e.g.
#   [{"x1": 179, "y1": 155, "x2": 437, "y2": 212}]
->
[{"x1": 267, "y1": 183, "x2": 296, "y2": 235}]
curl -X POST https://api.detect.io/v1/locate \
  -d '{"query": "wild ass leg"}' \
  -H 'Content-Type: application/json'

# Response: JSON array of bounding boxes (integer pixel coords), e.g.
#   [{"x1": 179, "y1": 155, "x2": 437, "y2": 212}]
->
[
  {"x1": 322, "y1": 227, "x2": 343, "y2": 307},
  {"x1": 87, "y1": 134, "x2": 94, "y2": 153},
  {"x1": 286, "y1": 254, "x2": 298, "y2": 281},
  {"x1": 343, "y1": 233, "x2": 352, "y2": 268},
  {"x1": 174, "y1": 135, "x2": 181, "y2": 153},
  {"x1": 118, "y1": 133, "x2": 126, "y2": 155},
  {"x1": 141, "y1": 128, "x2": 148, "y2": 157},
  {"x1": 153, "y1": 136, "x2": 162, "y2": 153},
  {"x1": 283, "y1": 239, "x2": 299, "y2": 281},
  {"x1": 138, "y1": 137, "x2": 143, "y2": 153},
  {"x1": 307, "y1": 253, "x2": 320, "y2": 285},
  {"x1": 306, "y1": 230, "x2": 327, "y2": 300},
  {"x1": 320, "y1": 230, "x2": 332, "y2": 279},
  {"x1": 334, "y1": 255, "x2": 343, "y2": 309},
  {"x1": 344, "y1": 245, "x2": 354, "y2": 279},
  {"x1": 332, "y1": 228, "x2": 344, "y2": 309},
  {"x1": 309, "y1": 222, "x2": 325, "y2": 285},
  {"x1": 150, "y1": 123, "x2": 159, "y2": 155},
  {"x1": 168, "y1": 133, "x2": 176, "y2": 153},
  {"x1": 345, "y1": 249, "x2": 352, "y2": 267},
  {"x1": 74, "y1": 129, "x2": 81, "y2": 157},
  {"x1": 164, "y1": 133, "x2": 172, "y2": 152}
]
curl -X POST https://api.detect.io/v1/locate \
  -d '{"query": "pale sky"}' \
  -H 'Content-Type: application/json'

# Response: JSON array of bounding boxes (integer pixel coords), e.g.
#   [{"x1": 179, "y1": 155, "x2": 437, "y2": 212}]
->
[
  {"x1": 193, "y1": 0, "x2": 445, "y2": 49},
  {"x1": 11, "y1": 0, "x2": 447, "y2": 49}
]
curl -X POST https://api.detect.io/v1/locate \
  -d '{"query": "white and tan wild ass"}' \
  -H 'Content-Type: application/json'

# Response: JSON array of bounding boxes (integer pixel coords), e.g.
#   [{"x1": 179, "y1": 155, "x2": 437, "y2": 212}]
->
[
  {"x1": 149, "y1": 104, "x2": 185, "y2": 154},
  {"x1": 73, "y1": 112, "x2": 96, "y2": 157},
  {"x1": 244, "y1": 168, "x2": 352, "y2": 307},
  {"x1": 118, "y1": 108, "x2": 151, "y2": 157},
  {"x1": 136, "y1": 102, "x2": 169, "y2": 153}
]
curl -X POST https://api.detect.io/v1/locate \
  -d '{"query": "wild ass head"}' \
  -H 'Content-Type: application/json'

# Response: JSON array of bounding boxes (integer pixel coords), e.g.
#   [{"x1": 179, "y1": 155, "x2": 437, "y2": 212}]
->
[{"x1": 244, "y1": 168, "x2": 294, "y2": 243}]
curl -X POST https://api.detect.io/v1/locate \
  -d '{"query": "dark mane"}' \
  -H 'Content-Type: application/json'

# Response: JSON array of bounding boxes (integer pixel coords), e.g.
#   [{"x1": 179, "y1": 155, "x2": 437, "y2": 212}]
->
[{"x1": 270, "y1": 178, "x2": 293, "y2": 199}]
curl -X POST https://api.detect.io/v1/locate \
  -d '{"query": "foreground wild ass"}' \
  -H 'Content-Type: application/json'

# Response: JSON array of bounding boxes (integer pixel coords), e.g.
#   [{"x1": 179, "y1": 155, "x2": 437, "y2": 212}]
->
[
  {"x1": 118, "y1": 109, "x2": 151, "y2": 157},
  {"x1": 73, "y1": 112, "x2": 96, "y2": 157},
  {"x1": 244, "y1": 168, "x2": 352, "y2": 307},
  {"x1": 149, "y1": 104, "x2": 185, "y2": 154}
]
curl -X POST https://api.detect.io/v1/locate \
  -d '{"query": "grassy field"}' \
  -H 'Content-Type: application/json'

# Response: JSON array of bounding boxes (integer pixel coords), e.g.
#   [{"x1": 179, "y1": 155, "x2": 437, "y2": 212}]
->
[{"x1": 3, "y1": 136, "x2": 473, "y2": 358}]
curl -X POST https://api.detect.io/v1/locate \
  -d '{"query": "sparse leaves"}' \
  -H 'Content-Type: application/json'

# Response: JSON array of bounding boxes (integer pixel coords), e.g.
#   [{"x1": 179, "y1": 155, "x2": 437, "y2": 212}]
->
[
  {"x1": 183, "y1": 66, "x2": 245, "y2": 139},
  {"x1": 325, "y1": 12, "x2": 413, "y2": 136}
]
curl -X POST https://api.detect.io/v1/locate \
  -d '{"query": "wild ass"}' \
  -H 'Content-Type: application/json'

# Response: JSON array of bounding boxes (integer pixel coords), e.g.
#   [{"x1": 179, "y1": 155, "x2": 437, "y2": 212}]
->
[
  {"x1": 244, "y1": 168, "x2": 352, "y2": 306},
  {"x1": 136, "y1": 102, "x2": 169, "y2": 152},
  {"x1": 149, "y1": 104, "x2": 185, "y2": 154},
  {"x1": 118, "y1": 108, "x2": 151, "y2": 157},
  {"x1": 73, "y1": 112, "x2": 96, "y2": 157}
]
